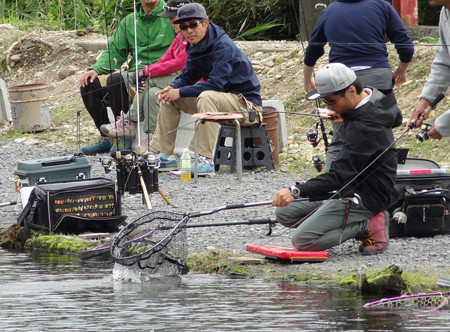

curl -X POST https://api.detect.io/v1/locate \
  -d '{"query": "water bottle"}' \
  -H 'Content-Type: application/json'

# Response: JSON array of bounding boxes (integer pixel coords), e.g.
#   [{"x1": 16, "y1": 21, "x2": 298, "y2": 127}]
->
[{"x1": 180, "y1": 148, "x2": 191, "y2": 181}]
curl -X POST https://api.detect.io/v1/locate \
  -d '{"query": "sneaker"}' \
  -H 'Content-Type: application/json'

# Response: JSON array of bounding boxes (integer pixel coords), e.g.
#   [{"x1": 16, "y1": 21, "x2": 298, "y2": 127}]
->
[
  {"x1": 100, "y1": 112, "x2": 137, "y2": 138},
  {"x1": 81, "y1": 137, "x2": 112, "y2": 155},
  {"x1": 110, "y1": 138, "x2": 132, "y2": 154},
  {"x1": 191, "y1": 155, "x2": 215, "y2": 174},
  {"x1": 359, "y1": 210, "x2": 389, "y2": 255},
  {"x1": 158, "y1": 154, "x2": 177, "y2": 171}
]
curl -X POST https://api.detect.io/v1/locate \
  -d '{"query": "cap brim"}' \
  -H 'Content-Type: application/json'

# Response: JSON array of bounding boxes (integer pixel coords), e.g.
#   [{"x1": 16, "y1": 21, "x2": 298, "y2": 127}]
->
[
  {"x1": 305, "y1": 89, "x2": 335, "y2": 101},
  {"x1": 157, "y1": 11, "x2": 176, "y2": 18},
  {"x1": 173, "y1": 16, "x2": 203, "y2": 24}
]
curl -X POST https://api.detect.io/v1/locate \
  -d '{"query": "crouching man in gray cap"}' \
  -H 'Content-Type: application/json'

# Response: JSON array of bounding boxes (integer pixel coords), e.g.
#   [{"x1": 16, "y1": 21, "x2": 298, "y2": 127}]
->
[{"x1": 272, "y1": 62, "x2": 402, "y2": 255}]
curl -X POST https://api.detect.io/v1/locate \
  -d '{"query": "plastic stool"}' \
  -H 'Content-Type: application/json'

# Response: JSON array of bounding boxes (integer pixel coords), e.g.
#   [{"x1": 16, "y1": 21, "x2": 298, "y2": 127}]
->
[
  {"x1": 192, "y1": 113, "x2": 244, "y2": 182},
  {"x1": 214, "y1": 123, "x2": 275, "y2": 172}
]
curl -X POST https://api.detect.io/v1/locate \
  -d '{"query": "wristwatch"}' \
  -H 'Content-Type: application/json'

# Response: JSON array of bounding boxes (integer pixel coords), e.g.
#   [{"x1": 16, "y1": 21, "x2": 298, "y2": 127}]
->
[{"x1": 290, "y1": 185, "x2": 300, "y2": 198}]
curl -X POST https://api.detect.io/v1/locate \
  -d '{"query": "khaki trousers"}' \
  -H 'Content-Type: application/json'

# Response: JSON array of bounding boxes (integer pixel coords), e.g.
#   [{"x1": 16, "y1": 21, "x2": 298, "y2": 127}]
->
[{"x1": 152, "y1": 91, "x2": 261, "y2": 159}]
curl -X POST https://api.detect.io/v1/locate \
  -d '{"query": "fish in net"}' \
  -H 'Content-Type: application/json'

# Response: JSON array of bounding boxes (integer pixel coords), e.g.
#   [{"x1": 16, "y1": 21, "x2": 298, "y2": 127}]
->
[{"x1": 362, "y1": 292, "x2": 450, "y2": 313}]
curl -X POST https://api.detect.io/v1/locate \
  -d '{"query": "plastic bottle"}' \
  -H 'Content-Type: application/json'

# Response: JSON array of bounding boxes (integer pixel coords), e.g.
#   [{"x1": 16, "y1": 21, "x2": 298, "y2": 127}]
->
[{"x1": 180, "y1": 148, "x2": 191, "y2": 181}]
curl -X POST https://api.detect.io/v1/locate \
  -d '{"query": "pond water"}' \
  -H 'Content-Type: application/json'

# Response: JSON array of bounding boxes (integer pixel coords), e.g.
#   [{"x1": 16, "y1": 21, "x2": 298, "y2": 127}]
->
[{"x1": 1, "y1": 248, "x2": 449, "y2": 331}]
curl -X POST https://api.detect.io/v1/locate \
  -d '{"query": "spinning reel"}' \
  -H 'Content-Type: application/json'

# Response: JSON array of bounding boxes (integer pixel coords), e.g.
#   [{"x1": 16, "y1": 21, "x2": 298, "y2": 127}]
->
[
  {"x1": 416, "y1": 123, "x2": 432, "y2": 142},
  {"x1": 100, "y1": 151, "x2": 160, "y2": 207},
  {"x1": 306, "y1": 108, "x2": 331, "y2": 172}
]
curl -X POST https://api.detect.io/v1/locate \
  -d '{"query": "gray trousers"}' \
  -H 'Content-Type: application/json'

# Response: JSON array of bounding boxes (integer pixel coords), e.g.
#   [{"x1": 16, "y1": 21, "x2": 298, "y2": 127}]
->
[
  {"x1": 275, "y1": 199, "x2": 372, "y2": 251},
  {"x1": 128, "y1": 74, "x2": 178, "y2": 134}
]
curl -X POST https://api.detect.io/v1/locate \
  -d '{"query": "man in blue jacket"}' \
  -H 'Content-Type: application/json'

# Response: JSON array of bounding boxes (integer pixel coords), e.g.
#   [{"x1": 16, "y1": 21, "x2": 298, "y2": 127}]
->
[
  {"x1": 303, "y1": 0, "x2": 414, "y2": 170},
  {"x1": 273, "y1": 63, "x2": 400, "y2": 255},
  {"x1": 150, "y1": 3, "x2": 262, "y2": 173}
]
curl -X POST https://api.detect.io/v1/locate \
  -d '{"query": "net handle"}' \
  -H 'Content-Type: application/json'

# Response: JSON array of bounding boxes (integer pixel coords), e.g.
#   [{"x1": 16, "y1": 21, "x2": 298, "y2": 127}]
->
[{"x1": 188, "y1": 198, "x2": 310, "y2": 218}]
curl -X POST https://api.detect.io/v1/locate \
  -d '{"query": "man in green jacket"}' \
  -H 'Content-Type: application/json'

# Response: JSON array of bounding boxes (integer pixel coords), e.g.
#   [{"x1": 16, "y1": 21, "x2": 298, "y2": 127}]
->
[{"x1": 79, "y1": 0, "x2": 175, "y2": 155}]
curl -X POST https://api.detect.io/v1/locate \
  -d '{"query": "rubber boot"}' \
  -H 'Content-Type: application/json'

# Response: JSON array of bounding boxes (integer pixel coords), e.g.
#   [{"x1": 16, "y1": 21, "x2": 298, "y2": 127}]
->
[{"x1": 359, "y1": 210, "x2": 389, "y2": 255}]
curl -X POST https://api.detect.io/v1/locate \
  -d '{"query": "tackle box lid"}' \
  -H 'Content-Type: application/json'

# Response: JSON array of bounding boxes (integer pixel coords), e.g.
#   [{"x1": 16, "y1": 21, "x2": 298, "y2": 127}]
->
[{"x1": 14, "y1": 155, "x2": 92, "y2": 176}]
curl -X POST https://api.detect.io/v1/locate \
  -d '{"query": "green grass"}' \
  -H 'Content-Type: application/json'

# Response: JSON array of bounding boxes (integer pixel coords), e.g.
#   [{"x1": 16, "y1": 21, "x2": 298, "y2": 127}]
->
[{"x1": 25, "y1": 234, "x2": 98, "y2": 253}]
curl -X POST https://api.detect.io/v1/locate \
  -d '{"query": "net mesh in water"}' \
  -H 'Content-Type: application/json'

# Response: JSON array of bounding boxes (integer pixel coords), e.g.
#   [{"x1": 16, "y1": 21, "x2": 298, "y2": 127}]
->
[
  {"x1": 363, "y1": 292, "x2": 450, "y2": 312},
  {"x1": 110, "y1": 211, "x2": 188, "y2": 272}
]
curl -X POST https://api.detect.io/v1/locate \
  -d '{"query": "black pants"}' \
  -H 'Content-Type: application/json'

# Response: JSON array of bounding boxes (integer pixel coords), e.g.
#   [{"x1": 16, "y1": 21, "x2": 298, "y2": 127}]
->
[{"x1": 80, "y1": 72, "x2": 130, "y2": 135}]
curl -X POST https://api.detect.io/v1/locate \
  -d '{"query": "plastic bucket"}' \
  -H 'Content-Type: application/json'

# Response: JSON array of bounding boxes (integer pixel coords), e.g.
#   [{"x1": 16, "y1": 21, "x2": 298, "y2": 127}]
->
[
  {"x1": 9, "y1": 83, "x2": 50, "y2": 132},
  {"x1": 262, "y1": 106, "x2": 279, "y2": 165}
]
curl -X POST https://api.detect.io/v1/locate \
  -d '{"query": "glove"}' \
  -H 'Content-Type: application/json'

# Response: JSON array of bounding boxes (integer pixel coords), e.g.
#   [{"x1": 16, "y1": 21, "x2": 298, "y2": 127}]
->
[{"x1": 131, "y1": 69, "x2": 147, "y2": 89}]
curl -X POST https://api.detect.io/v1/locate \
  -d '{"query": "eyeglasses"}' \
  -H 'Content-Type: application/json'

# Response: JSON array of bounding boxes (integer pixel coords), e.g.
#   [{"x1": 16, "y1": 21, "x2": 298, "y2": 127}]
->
[
  {"x1": 179, "y1": 19, "x2": 205, "y2": 31},
  {"x1": 322, "y1": 93, "x2": 343, "y2": 106}
]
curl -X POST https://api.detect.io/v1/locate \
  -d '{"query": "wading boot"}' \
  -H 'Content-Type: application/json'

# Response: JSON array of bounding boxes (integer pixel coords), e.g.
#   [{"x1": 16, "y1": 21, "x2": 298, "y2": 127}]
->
[{"x1": 359, "y1": 210, "x2": 389, "y2": 255}]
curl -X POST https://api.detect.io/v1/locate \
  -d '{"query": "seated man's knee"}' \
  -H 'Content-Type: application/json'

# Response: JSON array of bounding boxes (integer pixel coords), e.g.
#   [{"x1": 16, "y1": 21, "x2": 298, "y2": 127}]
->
[
  {"x1": 197, "y1": 90, "x2": 217, "y2": 107},
  {"x1": 106, "y1": 72, "x2": 124, "y2": 86}
]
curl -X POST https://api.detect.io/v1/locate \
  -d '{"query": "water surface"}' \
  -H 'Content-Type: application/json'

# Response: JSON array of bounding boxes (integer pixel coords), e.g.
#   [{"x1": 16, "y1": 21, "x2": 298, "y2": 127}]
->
[{"x1": 1, "y1": 249, "x2": 449, "y2": 331}]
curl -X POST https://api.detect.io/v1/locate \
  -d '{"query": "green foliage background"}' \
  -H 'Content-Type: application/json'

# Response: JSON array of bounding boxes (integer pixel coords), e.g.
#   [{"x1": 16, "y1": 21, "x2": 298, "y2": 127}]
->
[
  {"x1": 417, "y1": 0, "x2": 441, "y2": 25},
  {"x1": 0, "y1": 0, "x2": 441, "y2": 40}
]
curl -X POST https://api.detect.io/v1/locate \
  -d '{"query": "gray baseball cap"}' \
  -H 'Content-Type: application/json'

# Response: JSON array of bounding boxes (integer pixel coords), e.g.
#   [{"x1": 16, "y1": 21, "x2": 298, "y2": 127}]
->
[
  {"x1": 306, "y1": 63, "x2": 356, "y2": 100},
  {"x1": 173, "y1": 3, "x2": 207, "y2": 24}
]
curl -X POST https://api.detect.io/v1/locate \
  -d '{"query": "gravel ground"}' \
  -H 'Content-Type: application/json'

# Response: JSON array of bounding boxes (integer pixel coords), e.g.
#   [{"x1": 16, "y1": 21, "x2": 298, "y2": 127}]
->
[{"x1": 1, "y1": 141, "x2": 449, "y2": 279}]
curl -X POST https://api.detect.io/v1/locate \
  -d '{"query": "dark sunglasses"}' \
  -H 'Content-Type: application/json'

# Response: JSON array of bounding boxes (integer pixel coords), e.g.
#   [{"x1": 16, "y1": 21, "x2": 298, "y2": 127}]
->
[{"x1": 179, "y1": 18, "x2": 205, "y2": 31}]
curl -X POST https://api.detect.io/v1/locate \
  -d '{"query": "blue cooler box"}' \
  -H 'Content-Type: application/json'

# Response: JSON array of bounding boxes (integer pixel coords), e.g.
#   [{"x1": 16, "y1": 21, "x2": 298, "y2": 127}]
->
[{"x1": 14, "y1": 154, "x2": 92, "y2": 185}]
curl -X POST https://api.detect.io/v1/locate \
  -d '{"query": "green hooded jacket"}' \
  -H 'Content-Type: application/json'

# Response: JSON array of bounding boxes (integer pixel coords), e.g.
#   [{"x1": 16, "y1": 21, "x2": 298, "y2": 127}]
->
[{"x1": 88, "y1": 1, "x2": 175, "y2": 74}]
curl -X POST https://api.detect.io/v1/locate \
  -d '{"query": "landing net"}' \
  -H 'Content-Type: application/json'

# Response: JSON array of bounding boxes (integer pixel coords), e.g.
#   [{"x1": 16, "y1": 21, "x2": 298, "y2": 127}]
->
[
  {"x1": 110, "y1": 211, "x2": 188, "y2": 273},
  {"x1": 362, "y1": 292, "x2": 450, "y2": 312}
]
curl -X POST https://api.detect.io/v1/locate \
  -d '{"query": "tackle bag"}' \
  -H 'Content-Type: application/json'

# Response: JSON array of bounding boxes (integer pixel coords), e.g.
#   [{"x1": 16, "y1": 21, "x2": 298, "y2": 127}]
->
[
  {"x1": 388, "y1": 164, "x2": 450, "y2": 237},
  {"x1": 17, "y1": 178, "x2": 127, "y2": 234}
]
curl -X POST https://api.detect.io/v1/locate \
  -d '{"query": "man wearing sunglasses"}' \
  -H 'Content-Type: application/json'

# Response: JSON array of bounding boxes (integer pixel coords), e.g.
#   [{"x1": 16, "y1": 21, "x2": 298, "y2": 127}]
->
[
  {"x1": 272, "y1": 63, "x2": 401, "y2": 256},
  {"x1": 151, "y1": 3, "x2": 262, "y2": 173}
]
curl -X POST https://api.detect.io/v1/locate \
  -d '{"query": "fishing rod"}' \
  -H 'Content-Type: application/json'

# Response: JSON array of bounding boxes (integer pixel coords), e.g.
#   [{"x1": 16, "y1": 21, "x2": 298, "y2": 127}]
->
[
  {"x1": 78, "y1": 217, "x2": 277, "y2": 260},
  {"x1": 109, "y1": 198, "x2": 310, "y2": 269},
  {"x1": 133, "y1": 0, "x2": 142, "y2": 148},
  {"x1": 0, "y1": 201, "x2": 17, "y2": 208}
]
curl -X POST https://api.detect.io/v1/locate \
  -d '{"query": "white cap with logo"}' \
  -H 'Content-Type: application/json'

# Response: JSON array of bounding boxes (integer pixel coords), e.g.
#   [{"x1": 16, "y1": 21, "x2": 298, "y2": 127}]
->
[{"x1": 306, "y1": 63, "x2": 356, "y2": 100}]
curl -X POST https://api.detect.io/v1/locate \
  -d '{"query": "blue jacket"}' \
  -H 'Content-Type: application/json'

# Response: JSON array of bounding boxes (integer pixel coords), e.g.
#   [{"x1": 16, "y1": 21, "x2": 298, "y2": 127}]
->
[
  {"x1": 304, "y1": 0, "x2": 414, "y2": 68},
  {"x1": 170, "y1": 23, "x2": 262, "y2": 106}
]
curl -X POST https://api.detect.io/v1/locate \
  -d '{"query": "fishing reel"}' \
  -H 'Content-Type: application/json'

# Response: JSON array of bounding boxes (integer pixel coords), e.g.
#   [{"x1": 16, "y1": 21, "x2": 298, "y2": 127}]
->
[
  {"x1": 100, "y1": 151, "x2": 159, "y2": 196},
  {"x1": 312, "y1": 155, "x2": 324, "y2": 173},
  {"x1": 416, "y1": 123, "x2": 432, "y2": 142},
  {"x1": 307, "y1": 128, "x2": 320, "y2": 147},
  {"x1": 307, "y1": 109, "x2": 331, "y2": 148}
]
